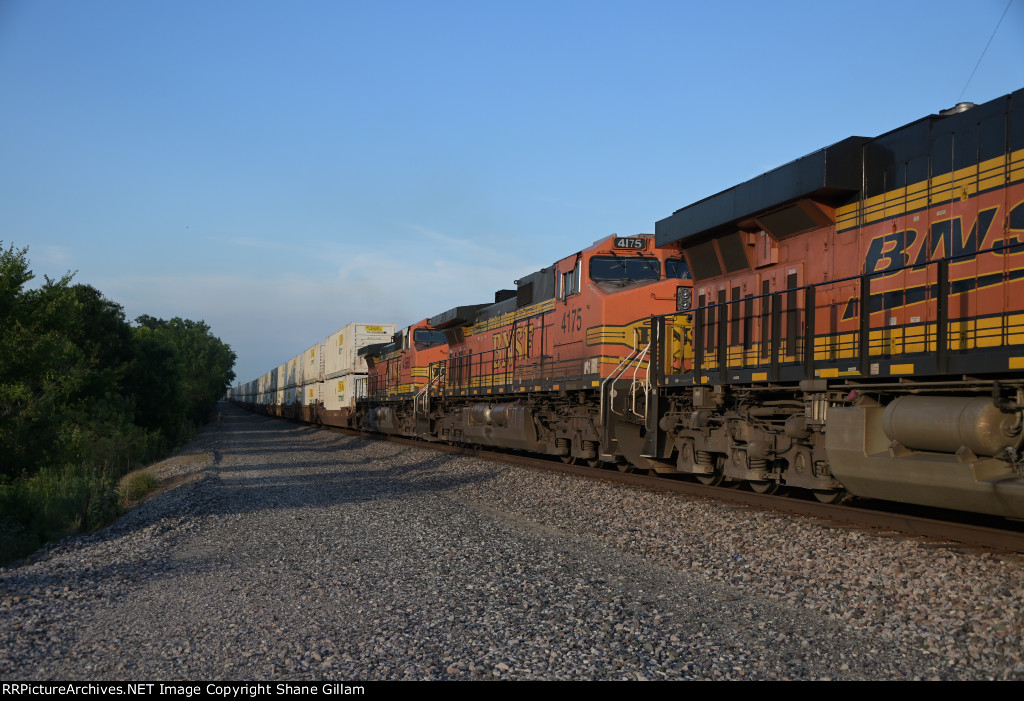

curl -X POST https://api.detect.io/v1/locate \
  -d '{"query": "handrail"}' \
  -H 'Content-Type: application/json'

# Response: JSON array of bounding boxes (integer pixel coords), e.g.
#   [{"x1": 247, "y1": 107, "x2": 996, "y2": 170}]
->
[
  {"x1": 653, "y1": 239, "x2": 1024, "y2": 384},
  {"x1": 414, "y1": 364, "x2": 444, "y2": 417},
  {"x1": 629, "y1": 336, "x2": 652, "y2": 419},
  {"x1": 600, "y1": 327, "x2": 646, "y2": 426}
]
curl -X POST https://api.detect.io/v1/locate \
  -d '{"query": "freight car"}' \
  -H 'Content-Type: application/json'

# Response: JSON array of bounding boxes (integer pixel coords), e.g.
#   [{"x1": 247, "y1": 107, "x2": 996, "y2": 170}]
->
[
  {"x1": 229, "y1": 322, "x2": 396, "y2": 426},
  {"x1": 234, "y1": 87, "x2": 1024, "y2": 520}
]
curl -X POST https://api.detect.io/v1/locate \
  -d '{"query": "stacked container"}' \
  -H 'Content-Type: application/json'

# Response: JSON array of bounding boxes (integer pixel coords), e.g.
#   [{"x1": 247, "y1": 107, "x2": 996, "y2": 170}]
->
[
  {"x1": 322, "y1": 322, "x2": 396, "y2": 421},
  {"x1": 325, "y1": 323, "x2": 396, "y2": 377},
  {"x1": 284, "y1": 355, "x2": 302, "y2": 395},
  {"x1": 301, "y1": 342, "x2": 326, "y2": 408}
]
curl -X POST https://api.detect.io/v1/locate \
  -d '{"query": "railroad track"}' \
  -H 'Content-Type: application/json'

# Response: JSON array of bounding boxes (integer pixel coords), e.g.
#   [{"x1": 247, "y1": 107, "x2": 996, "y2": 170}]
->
[{"x1": 308, "y1": 421, "x2": 1024, "y2": 554}]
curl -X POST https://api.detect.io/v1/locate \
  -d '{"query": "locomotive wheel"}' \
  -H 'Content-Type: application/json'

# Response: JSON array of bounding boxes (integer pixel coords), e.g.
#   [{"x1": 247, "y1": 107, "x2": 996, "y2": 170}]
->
[
  {"x1": 586, "y1": 458, "x2": 603, "y2": 469},
  {"x1": 694, "y1": 454, "x2": 725, "y2": 486},
  {"x1": 560, "y1": 455, "x2": 575, "y2": 465},
  {"x1": 812, "y1": 488, "x2": 846, "y2": 504},
  {"x1": 747, "y1": 479, "x2": 780, "y2": 495},
  {"x1": 616, "y1": 461, "x2": 648, "y2": 475},
  {"x1": 695, "y1": 467, "x2": 725, "y2": 486}
]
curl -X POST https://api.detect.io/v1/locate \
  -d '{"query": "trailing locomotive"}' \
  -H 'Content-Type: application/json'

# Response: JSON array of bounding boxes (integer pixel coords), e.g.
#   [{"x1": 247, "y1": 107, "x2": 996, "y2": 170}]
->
[
  {"x1": 357, "y1": 233, "x2": 691, "y2": 461},
  {"x1": 233, "y1": 87, "x2": 1024, "y2": 519}
]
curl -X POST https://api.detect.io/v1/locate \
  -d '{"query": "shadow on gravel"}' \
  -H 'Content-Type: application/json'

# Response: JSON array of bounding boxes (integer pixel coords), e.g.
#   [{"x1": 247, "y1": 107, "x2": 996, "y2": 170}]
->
[
  {"x1": 200, "y1": 446, "x2": 494, "y2": 518},
  {"x1": 57, "y1": 407, "x2": 497, "y2": 538},
  {"x1": 0, "y1": 417, "x2": 495, "y2": 588}
]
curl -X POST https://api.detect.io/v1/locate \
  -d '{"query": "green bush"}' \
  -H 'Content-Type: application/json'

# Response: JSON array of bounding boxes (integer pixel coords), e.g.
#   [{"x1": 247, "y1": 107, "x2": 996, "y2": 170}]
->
[
  {"x1": 0, "y1": 463, "x2": 107, "y2": 564},
  {"x1": 0, "y1": 243, "x2": 236, "y2": 565},
  {"x1": 120, "y1": 470, "x2": 160, "y2": 503}
]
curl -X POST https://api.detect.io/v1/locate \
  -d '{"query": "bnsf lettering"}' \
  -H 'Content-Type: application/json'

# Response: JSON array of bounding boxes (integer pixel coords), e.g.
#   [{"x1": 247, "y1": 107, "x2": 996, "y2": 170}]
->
[
  {"x1": 864, "y1": 207, "x2": 1000, "y2": 275},
  {"x1": 864, "y1": 229, "x2": 917, "y2": 275},
  {"x1": 911, "y1": 207, "x2": 997, "y2": 268},
  {"x1": 492, "y1": 323, "x2": 536, "y2": 371},
  {"x1": 992, "y1": 199, "x2": 1024, "y2": 255},
  {"x1": 843, "y1": 205, "x2": 1014, "y2": 321}
]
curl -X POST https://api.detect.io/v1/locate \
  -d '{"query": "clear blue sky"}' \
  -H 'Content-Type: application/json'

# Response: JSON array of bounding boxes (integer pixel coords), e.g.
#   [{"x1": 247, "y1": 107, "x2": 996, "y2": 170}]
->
[{"x1": 1, "y1": 0, "x2": 1021, "y2": 383}]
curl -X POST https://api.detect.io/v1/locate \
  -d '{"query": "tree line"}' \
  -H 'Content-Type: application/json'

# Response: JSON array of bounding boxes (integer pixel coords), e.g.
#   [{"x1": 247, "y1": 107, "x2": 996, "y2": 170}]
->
[{"x1": 0, "y1": 243, "x2": 236, "y2": 563}]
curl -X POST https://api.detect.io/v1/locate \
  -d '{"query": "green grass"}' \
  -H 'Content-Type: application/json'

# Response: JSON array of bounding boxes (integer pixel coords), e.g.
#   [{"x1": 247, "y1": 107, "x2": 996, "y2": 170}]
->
[
  {"x1": 119, "y1": 470, "x2": 160, "y2": 503},
  {"x1": 0, "y1": 463, "x2": 121, "y2": 566}
]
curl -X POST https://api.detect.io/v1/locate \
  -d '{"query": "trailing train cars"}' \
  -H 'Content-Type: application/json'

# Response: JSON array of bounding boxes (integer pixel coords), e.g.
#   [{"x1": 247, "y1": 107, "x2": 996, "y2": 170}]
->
[
  {"x1": 230, "y1": 322, "x2": 396, "y2": 426},
  {"x1": 232, "y1": 88, "x2": 1024, "y2": 519}
]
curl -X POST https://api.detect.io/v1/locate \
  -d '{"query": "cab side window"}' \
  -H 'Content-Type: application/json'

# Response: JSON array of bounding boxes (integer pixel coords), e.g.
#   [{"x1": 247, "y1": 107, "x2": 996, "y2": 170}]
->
[
  {"x1": 666, "y1": 258, "x2": 692, "y2": 280},
  {"x1": 559, "y1": 258, "x2": 581, "y2": 300}
]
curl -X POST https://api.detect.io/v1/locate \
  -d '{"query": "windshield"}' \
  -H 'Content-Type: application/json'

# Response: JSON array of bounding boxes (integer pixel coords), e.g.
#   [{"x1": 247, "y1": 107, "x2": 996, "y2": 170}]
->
[
  {"x1": 665, "y1": 258, "x2": 691, "y2": 279},
  {"x1": 413, "y1": 329, "x2": 446, "y2": 345},
  {"x1": 589, "y1": 256, "x2": 661, "y2": 283}
]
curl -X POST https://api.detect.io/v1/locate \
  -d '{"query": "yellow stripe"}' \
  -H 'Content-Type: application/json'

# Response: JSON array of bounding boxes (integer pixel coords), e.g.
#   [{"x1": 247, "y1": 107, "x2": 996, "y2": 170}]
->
[
  {"x1": 836, "y1": 149, "x2": 1023, "y2": 232},
  {"x1": 586, "y1": 320, "x2": 652, "y2": 346},
  {"x1": 466, "y1": 299, "x2": 555, "y2": 335}
]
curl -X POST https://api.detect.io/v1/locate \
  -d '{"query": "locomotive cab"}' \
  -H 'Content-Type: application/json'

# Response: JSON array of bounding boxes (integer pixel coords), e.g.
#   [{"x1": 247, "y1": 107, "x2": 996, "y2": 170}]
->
[
  {"x1": 357, "y1": 319, "x2": 451, "y2": 436},
  {"x1": 550, "y1": 234, "x2": 691, "y2": 371}
]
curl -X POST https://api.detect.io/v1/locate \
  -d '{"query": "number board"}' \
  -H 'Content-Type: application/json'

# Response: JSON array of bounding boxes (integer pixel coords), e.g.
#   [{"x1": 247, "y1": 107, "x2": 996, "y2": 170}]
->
[{"x1": 614, "y1": 237, "x2": 647, "y2": 250}]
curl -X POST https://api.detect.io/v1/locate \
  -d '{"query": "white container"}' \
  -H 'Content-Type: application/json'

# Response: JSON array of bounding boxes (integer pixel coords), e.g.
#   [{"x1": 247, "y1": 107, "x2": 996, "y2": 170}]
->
[
  {"x1": 323, "y1": 374, "x2": 365, "y2": 411},
  {"x1": 284, "y1": 386, "x2": 299, "y2": 405},
  {"x1": 258, "y1": 371, "x2": 273, "y2": 395},
  {"x1": 325, "y1": 322, "x2": 397, "y2": 379},
  {"x1": 287, "y1": 353, "x2": 306, "y2": 388},
  {"x1": 302, "y1": 343, "x2": 326, "y2": 384},
  {"x1": 284, "y1": 355, "x2": 299, "y2": 388},
  {"x1": 301, "y1": 382, "x2": 322, "y2": 406}
]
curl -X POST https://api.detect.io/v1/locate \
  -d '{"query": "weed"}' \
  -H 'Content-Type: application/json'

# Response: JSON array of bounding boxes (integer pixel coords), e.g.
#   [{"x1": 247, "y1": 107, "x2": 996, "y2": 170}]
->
[{"x1": 119, "y1": 470, "x2": 160, "y2": 504}]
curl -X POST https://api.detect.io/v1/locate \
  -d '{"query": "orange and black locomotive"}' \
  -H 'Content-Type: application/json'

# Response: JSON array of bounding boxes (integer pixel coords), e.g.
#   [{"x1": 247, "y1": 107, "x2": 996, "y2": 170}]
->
[{"x1": 238, "y1": 87, "x2": 1024, "y2": 520}]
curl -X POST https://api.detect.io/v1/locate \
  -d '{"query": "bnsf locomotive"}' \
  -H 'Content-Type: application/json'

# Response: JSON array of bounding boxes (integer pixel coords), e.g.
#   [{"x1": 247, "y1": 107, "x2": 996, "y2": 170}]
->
[{"x1": 233, "y1": 88, "x2": 1024, "y2": 519}]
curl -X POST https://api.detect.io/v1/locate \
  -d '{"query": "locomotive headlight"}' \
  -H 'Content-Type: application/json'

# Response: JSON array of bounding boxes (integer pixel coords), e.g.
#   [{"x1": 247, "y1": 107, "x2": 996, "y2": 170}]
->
[{"x1": 676, "y1": 286, "x2": 692, "y2": 311}]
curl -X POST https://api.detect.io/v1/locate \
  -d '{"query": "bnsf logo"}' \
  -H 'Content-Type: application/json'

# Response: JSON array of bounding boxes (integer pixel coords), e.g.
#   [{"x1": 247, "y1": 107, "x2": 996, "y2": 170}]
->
[
  {"x1": 492, "y1": 323, "x2": 536, "y2": 371},
  {"x1": 843, "y1": 201, "x2": 1024, "y2": 321},
  {"x1": 864, "y1": 202, "x2": 1024, "y2": 276}
]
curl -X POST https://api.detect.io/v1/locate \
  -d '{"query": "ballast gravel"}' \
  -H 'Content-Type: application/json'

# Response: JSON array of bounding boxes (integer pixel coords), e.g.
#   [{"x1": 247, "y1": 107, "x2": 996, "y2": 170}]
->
[{"x1": 3, "y1": 402, "x2": 1023, "y2": 681}]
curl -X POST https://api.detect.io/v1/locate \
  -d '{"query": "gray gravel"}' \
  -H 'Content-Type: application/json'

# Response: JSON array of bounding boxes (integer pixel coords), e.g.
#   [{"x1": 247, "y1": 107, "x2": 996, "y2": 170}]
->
[{"x1": 3, "y1": 401, "x2": 1023, "y2": 680}]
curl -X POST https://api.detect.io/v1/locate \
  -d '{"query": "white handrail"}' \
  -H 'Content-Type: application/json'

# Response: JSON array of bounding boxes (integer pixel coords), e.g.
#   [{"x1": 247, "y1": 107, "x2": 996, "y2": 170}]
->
[
  {"x1": 600, "y1": 327, "x2": 650, "y2": 426},
  {"x1": 629, "y1": 340, "x2": 652, "y2": 419},
  {"x1": 414, "y1": 363, "x2": 442, "y2": 417}
]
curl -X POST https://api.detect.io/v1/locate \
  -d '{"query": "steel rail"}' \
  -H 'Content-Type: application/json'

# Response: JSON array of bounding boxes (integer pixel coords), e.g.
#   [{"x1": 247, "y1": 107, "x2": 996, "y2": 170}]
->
[{"x1": 312, "y1": 422, "x2": 1024, "y2": 555}]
